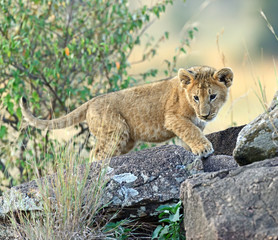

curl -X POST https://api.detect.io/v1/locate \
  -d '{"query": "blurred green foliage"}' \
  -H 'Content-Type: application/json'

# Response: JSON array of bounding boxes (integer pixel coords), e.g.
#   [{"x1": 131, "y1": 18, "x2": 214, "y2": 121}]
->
[{"x1": 0, "y1": 0, "x2": 196, "y2": 190}]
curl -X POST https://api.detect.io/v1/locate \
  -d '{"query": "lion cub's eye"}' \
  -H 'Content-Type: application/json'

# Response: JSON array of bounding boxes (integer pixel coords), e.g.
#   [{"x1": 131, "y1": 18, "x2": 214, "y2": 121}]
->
[
  {"x1": 210, "y1": 94, "x2": 217, "y2": 101},
  {"x1": 193, "y1": 96, "x2": 199, "y2": 102}
]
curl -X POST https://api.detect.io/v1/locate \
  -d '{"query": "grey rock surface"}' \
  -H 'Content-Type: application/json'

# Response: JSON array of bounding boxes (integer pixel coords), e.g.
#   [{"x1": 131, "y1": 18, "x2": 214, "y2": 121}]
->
[
  {"x1": 0, "y1": 145, "x2": 195, "y2": 238},
  {"x1": 105, "y1": 148, "x2": 238, "y2": 221},
  {"x1": 0, "y1": 143, "x2": 239, "y2": 238},
  {"x1": 180, "y1": 157, "x2": 278, "y2": 240},
  {"x1": 202, "y1": 155, "x2": 238, "y2": 172},
  {"x1": 206, "y1": 125, "x2": 245, "y2": 156},
  {"x1": 101, "y1": 145, "x2": 197, "y2": 220},
  {"x1": 233, "y1": 91, "x2": 278, "y2": 165}
]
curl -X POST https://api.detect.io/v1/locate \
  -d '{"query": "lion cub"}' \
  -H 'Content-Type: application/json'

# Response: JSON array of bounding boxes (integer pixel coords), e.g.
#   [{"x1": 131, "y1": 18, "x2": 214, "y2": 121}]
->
[{"x1": 20, "y1": 66, "x2": 233, "y2": 159}]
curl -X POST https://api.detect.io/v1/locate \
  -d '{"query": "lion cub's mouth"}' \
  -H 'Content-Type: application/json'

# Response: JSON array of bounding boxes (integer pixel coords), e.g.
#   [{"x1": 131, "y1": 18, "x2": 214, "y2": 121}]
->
[{"x1": 198, "y1": 113, "x2": 216, "y2": 121}]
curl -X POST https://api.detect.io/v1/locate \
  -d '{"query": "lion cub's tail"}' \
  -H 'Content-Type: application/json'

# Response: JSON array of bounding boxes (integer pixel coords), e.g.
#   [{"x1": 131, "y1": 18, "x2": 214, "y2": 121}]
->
[{"x1": 20, "y1": 97, "x2": 89, "y2": 130}]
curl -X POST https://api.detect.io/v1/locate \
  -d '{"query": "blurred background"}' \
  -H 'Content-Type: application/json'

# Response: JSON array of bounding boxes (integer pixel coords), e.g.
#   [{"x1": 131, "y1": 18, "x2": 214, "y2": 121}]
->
[{"x1": 129, "y1": 0, "x2": 278, "y2": 133}]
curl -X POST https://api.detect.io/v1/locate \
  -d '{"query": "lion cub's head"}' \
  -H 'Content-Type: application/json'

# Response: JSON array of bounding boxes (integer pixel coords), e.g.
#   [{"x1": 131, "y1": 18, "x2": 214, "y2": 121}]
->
[{"x1": 178, "y1": 66, "x2": 233, "y2": 121}]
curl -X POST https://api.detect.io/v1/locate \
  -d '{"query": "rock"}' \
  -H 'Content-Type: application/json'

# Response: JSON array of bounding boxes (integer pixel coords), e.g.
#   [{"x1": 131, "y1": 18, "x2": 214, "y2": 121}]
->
[
  {"x1": 101, "y1": 145, "x2": 198, "y2": 221},
  {"x1": 0, "y1": 145, "x2": 196, "y2": 238},
  {"x1": 180, "y1": 157, "x2": 278, "y2": 240},
  {"x1": 202, "y1": 155, "x2": 238, "y2": 172},
  {"x1": 206, "y1": 125, "x2": 245, "y2": 156},
  {"x1": 0, "y1": 142, "x2": 240, "y2": 238},
  {"x1": 233, "y1": 91, "x2": 278, "y2": 165}
]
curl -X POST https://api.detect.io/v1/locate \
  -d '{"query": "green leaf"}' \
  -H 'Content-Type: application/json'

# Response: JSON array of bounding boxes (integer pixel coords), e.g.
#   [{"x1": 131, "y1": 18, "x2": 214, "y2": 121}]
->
[
  {"x1": 152, "y1": 225, "x2": 163, "y2": 239},
  {"x1": 158, "y1": 211, "x2": 169, "y2": 219},
  {"x1": 159, "y1": 225, "x2": 170, "y2": 236},
  {"x1": 32, "y1": 91, "x2": 40, "y2": 102},
  {"x1": 188, "y1": 29, "x2": 194, "y2": 39},
  {"x1": 7, "y1": 101, "x2": 14, "y2": 114},
  {"x1": 16, "y1": 107, "x2": 22, "y2": 120},
  {"x1": 0, "y1": 126, "x2": 7, "y2": 139},
  {"x1": 159, "y1": 218, "x2": 171, "y2": 223},
  {"x1": 180, "y1": 47, "x2": 186, "y2": 54},
  {"x1": 173, "y1": 201, "x2": 182, "y2": 212},
  {"x1": 156, "y1": 204, "x2": 172, "y2": 212},
  {"x1": 169, "y1": 210, "x2": 180, "y2": 222}
]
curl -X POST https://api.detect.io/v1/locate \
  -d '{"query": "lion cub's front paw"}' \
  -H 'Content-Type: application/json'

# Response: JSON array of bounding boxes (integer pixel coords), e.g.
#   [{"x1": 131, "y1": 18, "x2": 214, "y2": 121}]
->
[{"x1": 191, "y1": 140, "x2": 214, "y2": 158}]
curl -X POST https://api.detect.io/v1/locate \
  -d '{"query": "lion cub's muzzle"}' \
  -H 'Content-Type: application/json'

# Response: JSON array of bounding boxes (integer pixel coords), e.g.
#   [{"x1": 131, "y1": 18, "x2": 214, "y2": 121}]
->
[
  {"x1": 198, "y1": 111, "x2": 216, "y2": 121},
  {"x1": 199, "y1": 113, "x2": 210, "y2": 120},
  {"x1": 199, "y1": 107, "x2": 211, "y2": 120}
]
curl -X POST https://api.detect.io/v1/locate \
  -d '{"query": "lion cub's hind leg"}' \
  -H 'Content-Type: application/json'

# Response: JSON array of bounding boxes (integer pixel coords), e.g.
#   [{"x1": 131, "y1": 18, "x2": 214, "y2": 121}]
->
[{"x1": 87, "y1": 107, "x2": 134, "y2": 160}]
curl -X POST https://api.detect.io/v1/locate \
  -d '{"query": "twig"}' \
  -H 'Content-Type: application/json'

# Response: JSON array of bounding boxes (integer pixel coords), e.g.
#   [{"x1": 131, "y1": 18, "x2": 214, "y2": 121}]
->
[
  {"x1": 130, "y1": 35, "x2": 165, "y2": 65},
  {"x1": 41, "y1": 74, "x2": 67, "y2": 111},
  {"x1": 127, "y1": 19, "x2": 156, "y2": 60},
  {"x1": 19, "y1": 136, "x2": 28, "y2": 180},
  {"x1": 1, "y1": 116, "x2": 18, "y2": 131},
  {"x1": 0, "y1": 159, "x2": 13, "y2": 188}
]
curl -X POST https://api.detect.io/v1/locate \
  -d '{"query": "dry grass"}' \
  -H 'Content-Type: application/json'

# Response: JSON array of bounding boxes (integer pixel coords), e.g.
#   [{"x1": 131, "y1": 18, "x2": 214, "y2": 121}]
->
[
  {"x1": 216, "y1": 30, "x2": 236, "y2": 127},
  {"x1": 8, "y1": 125, "x2": 124, "y2": 239},
  {"x1": 241, "y1": 11, "x2": 278, "y2": 144}
]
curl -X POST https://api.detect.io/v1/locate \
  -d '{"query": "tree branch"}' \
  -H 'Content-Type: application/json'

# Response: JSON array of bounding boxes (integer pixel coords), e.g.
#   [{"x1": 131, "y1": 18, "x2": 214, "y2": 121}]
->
[
  {"x1": 11, "y1": 63, "x2": 67, "y2": 112},
  {"x1": 40, "y1": 74, "x2": 67, "y2": 112},
  {"x1": 127, "y1": 19, "x2": 156, "y2": 60},
  {"x1": 63, "y1": 0, "x2": 75, "y2": 48},
  {"x1": 1, "y1": 116, "x2": 18, "y2": 131},
  {"x1": 0, "y1": 159, "x2": 13, "y2": 188}
]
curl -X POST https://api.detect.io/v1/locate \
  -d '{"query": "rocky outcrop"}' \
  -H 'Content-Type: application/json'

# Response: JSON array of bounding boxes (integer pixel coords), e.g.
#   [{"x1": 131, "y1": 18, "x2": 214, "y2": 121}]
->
[
  {"x1": 0, "y1": 141, "x2": 240, "y2": 238},
  {"x1": 0, "y1": 146, "x2": 193, "y2": 219},
  {"x1": 180, "y1": 157, "x2": 278, "y2": 240},
  {"x1": 233, "y1": 91, "x2": 278, "y2": 165}
]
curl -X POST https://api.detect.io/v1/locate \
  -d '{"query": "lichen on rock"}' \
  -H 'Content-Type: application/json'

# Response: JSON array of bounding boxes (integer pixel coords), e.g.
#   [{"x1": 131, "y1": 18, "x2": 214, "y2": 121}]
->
[{"x1": 234, "y1": 91, "x2": 278, "y2": 165}]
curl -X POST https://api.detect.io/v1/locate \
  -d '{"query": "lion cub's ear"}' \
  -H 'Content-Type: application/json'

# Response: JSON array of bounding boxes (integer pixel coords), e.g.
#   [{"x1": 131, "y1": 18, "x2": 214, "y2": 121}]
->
[
  {"x1": 214, "y1": 67, "x2": 233, "y2": 88},
  {"x1": 178, "y1": 68, "x2": 195, "y2": 88}
]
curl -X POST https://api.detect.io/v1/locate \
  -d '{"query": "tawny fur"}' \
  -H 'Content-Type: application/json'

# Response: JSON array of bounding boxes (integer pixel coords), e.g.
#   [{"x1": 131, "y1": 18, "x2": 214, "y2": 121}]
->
[{"x1": 20, "y1": 66, "x2": 233, "y2": 159}]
